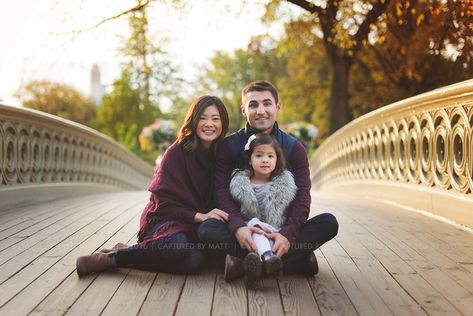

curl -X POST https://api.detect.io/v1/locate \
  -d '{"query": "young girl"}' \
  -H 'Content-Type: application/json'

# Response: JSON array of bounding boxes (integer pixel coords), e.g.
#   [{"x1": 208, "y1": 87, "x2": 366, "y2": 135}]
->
[{"x1": 228, "y1": 133, "x2": 297, "y2": 285}]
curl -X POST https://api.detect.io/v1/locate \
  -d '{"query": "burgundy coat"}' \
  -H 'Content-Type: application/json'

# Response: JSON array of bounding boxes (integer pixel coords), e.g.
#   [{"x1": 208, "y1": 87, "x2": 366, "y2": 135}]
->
[{"x1": 138, "y1": 141, "x2": 215, "y2": 244}]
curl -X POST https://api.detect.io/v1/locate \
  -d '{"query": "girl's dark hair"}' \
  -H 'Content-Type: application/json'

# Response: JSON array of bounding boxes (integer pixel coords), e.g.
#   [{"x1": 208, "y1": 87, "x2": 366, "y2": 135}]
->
[
  {"x1": 177, "y1": 95, "x2": 229, "y2": 153},
  {"x1": 241, "y1": 133, "x2": 287, "y2": 180}
]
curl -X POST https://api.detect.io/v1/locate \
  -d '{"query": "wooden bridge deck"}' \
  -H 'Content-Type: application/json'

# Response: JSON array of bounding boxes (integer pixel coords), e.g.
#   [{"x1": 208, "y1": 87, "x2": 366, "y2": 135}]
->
[{"x1": 0, "y1": 191, "x2": 472, "y2": 316}]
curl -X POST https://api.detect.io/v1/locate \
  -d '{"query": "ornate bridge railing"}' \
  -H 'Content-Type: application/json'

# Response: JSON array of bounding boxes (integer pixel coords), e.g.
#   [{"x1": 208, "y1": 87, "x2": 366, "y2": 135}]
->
[
  {"x1": 311, "y1": 79, "x2": 473, "y2": 228},
  {"x1": 0, "y1": 103, "x2": 154, "y2": 208}
]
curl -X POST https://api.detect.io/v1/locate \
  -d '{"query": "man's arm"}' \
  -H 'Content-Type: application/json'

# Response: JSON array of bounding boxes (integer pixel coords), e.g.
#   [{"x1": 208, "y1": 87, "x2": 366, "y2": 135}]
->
[
  {"x1": 215, "y1": 141, "x2": 247, "y2": 232},
  {"x1": 278, "y1": 142, "x2": 312, "y2": 244}
]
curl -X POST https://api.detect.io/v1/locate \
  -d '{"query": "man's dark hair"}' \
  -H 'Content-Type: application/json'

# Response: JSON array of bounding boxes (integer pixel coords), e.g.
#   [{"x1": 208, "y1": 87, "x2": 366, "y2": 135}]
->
[{"x1": 241, "y1": 80, "x2": 279, "y2": 104}]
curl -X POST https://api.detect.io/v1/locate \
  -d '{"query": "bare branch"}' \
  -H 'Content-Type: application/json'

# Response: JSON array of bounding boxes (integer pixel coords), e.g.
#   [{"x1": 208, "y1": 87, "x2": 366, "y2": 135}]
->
[{"x1": 51, "y1": 0, "x2": 151, "y2": 36}]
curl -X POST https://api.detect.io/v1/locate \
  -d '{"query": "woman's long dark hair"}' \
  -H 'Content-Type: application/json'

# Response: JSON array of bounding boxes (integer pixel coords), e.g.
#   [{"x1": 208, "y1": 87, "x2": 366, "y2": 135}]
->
[
  {"x1": 177, "y1": 95, "x2": 229, "y2": 153},
  {"x1": 240, "y1": 133, "x2": 287, "y2": 180}
]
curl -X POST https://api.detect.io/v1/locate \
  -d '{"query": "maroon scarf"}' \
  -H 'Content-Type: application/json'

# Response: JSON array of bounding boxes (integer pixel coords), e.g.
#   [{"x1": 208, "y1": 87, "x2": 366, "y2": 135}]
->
[{"x1": 138, "y1": 141, "x2": 215, "y2": 243}]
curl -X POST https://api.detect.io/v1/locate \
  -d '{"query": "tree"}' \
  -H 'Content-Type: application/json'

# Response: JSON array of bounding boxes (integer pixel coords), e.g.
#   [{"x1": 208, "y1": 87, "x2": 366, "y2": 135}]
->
[
  {"x1": 93, "y1": 0, "x2": 183, "y2": 160},
  {"x1": 16, "y1": 80, "x2": 96, "y2": 125},
  {"x1": 267, "y1": 0, "x2": 392, "y2": 133},
  {"x1": 267, "y1": 0, "x2": 473, "y2": 133},
  {"x1": 350, "y1": 0, "x2": 473, "y2": 117},
  {"x1": 370, "y1": 0, "x2": 473, "y2": 93},
  {"x1": 91, "y1": 69, "x2": 149, "y2": 151},
  {"x1": 273, "y1": 18, "x2": 331, "y2": 140}
]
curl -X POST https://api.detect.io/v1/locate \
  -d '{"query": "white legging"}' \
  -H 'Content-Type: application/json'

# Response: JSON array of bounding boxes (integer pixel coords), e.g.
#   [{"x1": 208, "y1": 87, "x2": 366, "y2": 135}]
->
[{"x1": 247, "y1": 218, "x2": 278, "y2": 256}]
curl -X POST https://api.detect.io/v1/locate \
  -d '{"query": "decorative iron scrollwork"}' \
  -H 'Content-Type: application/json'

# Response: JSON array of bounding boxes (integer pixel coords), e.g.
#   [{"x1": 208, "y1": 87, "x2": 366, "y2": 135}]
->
[{"x1": 312, "y1": 80, "x2": 473, "y2": 196}]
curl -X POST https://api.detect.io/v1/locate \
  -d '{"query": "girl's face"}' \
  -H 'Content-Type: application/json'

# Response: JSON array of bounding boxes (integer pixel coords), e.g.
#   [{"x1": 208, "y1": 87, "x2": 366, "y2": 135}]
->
[
  {"x1": 196, "y1": 105, "x2": 222, "y2": 149},
  {"x1": 250, "y1": 143, "x2": 277, "y2": 179}
]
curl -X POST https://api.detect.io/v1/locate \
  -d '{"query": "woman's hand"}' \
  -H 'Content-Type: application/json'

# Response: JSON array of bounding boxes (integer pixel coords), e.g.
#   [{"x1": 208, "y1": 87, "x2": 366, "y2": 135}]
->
[{"x1": 194, "y1": 208, "x2": 229, "y2": 223}]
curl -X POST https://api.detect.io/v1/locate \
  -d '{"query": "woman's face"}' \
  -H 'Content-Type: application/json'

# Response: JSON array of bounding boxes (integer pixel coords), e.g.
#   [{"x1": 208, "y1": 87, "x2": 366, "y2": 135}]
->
[{"x1": 196, "y1": 105, "x2": 222, "y2": 148}]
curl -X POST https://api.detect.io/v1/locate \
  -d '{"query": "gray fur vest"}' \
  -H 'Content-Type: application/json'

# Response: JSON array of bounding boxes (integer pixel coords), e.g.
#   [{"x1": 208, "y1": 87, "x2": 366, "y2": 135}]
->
[{"x1": 229, "y1": 169, "x2": 298, "y2": 229}]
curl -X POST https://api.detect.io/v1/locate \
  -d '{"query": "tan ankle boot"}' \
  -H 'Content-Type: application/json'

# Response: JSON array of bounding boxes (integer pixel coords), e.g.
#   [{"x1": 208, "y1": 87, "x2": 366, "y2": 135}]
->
[
  {"x1": 99, "y1": 242, "x2": 129, "y2": 253},
  {"x1": 76, "y1": 252, "x2": 115, "y2": 276}
]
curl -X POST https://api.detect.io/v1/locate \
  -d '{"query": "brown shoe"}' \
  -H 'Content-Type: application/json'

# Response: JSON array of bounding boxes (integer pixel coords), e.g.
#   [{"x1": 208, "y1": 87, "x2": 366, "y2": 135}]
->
[
  {"x1": 243, "y1": 252, "x2": 262, "y2": 288},
  {"x1": 305, "y1": 252, "x2": 319, "y2": 275},
  {"x1": 76, "y1": 253, "x2": 115, "y2": 276},
  {"x1": 283, "y1": 252, "x2": 319, "y2": 275},
  {"x1": 224, "y1": 254, "x2": 244, "y2": 282},
  {"x1": 99, "y1": 242, "x2": 129, "y2": 253},
  {"x1": 261, "y1": 251, "x2": 283, "y2": 277}
]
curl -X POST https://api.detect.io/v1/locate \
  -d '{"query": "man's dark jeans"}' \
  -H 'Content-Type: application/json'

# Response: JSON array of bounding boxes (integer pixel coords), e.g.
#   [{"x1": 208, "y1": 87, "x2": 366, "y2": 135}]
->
[
  {"x1": 197, "y1": 213, "x2": 339, "y2": 271},
  {"x1": 114, "y1": 221, "x2": 204, "y2": 274}
]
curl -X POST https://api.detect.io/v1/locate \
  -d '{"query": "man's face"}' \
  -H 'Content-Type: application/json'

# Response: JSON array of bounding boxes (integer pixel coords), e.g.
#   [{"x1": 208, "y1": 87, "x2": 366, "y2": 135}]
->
[{"x1": 241, "y1": 90, "x2": 281, "y2": 134}]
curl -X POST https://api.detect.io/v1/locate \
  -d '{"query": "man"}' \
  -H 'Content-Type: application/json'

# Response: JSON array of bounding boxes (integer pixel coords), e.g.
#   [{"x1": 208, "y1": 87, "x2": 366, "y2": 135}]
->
[{"x1": 198, "y1": 80, "x2": 338, "y2": 280}]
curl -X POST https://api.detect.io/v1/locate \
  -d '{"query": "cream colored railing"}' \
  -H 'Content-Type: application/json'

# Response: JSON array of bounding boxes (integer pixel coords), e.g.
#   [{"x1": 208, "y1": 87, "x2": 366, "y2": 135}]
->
[
  {"x1": 312, "y1": 79, "x2": 473, "y2": 228},
  {"x1": 0, "y1": 103, "x2": 154, "y2": 208}
]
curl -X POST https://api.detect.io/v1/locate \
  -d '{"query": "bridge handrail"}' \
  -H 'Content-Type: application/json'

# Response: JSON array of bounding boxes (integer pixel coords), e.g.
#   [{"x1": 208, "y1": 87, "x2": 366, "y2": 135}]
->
[
  {"x1": 312, "y1": 79, "x2": 473, "y2": 228},
  {"x1": 0, "y1": 103, "x2": 154, "y2": 200}
]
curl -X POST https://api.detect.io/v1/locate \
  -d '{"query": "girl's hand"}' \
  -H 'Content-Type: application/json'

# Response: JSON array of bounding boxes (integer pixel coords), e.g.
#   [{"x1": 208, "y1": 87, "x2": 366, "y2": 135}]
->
[
  {"x1": 194, "y1": 208, "x2": 229, "y2": 223},
  {"x1": 265, "y1": 232, "x2": 290, "y2": 257}
]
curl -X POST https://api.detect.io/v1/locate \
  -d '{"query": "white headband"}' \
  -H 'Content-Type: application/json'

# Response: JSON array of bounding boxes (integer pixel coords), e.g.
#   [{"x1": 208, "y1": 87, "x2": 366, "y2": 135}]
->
[{"x1": 244, "y1": 134, "x2": 257, "y2": 151}]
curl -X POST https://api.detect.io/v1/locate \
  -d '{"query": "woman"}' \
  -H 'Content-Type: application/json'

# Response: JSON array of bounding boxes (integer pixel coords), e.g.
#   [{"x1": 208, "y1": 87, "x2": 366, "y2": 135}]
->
[{"x1": 76, "y1": 95, "x2": 229, "y2": 275}]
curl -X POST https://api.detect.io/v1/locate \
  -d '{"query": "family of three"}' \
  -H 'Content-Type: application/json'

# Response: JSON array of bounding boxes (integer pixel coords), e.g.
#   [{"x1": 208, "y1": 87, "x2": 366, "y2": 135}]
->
[{"x1": 76, "y1": 80, "x2": 339, "y2": 287}]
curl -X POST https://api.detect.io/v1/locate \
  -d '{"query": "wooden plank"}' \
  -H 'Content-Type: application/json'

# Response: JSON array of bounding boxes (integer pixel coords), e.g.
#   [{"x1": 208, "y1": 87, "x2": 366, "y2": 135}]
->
[
  {"x1": 0, "y1": 202, "x2": 74, "y2": 238},
  {"x1": 278, "y1": 274, "x2": 320, "y2": 316},
  {"x1": 1, "y1": 200, "x2": 143, "y2": 315},
  {"x1": 340, "y1": 216, "x2": 461, "y2": 315},
  {"x1": 138, "y1": 273, "x2": 186, "y2": 316},
  {"x1": 335, "y1": 217, "x2": 427, "y2": 315},
  {"x1": 29, "y1": 207, "x2": 142, "y2": 316},
  {"x1": 309, "y1": 250, "x2": 358, "y2": 316},
  {"x1": 248, "y1": 278, "x2": 284, "y2": 316},
  {"x1": 342, "y1": 204, "x2": 473, "y2": 314},
  {"x1": 212, "y1": 273, "x2": 247, "y2": 316},
  {"x1": 174, "y1": 269, "x2": 216, "y2": 316},
  {"x1": 0, "y1": 198, "x2": 113, "y2": 267},
  {"x1": 0, "y1": 196, "x2": 104, "y2": 251},
  {"x1": 101, "y1": 269, "x2": 156, "y2": 316},
  {"x1": 0, "y1": 196, "x2": 76, "y2": 223},
  {"x1": 320, "y1": 238, "x2": 393, "y2": 315},
  {"x1": 317, "y1": 194, "x2": 470, "y2": 315},
  {"x1": 0, "y1": 197, "x2": 139, "y2": 308}
]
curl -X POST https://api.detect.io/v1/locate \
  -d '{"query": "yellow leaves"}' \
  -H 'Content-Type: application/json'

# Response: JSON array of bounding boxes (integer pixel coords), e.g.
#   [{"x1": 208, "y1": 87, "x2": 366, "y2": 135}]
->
[
  {"x1": 347, "y1": 50, "x2": 353, "y2": 57},
  {"x1": 406, "y1": 69, "x2": 414, "y2": 80},
  {"x1": 378, "y1": 35, "x2": 385, "y2": 44},
  {"x1": 396, "y1": 6, "x2": 403, "y2": 17},
  {"x1": 411, "y1": 8, "x2": 416, "y2": 14},
  {"x1": 416, "y1": 14, "x2": 424, "y2": 26},
  {"x1": 370, "y1": 23, "x2": 376, "y2": 30}
]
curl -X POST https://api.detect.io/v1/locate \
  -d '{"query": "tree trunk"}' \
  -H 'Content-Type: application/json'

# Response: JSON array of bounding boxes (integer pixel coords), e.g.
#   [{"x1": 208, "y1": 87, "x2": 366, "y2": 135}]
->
[{"x1": 329, "y1": 55, "x2": 351, "y2": 134}]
